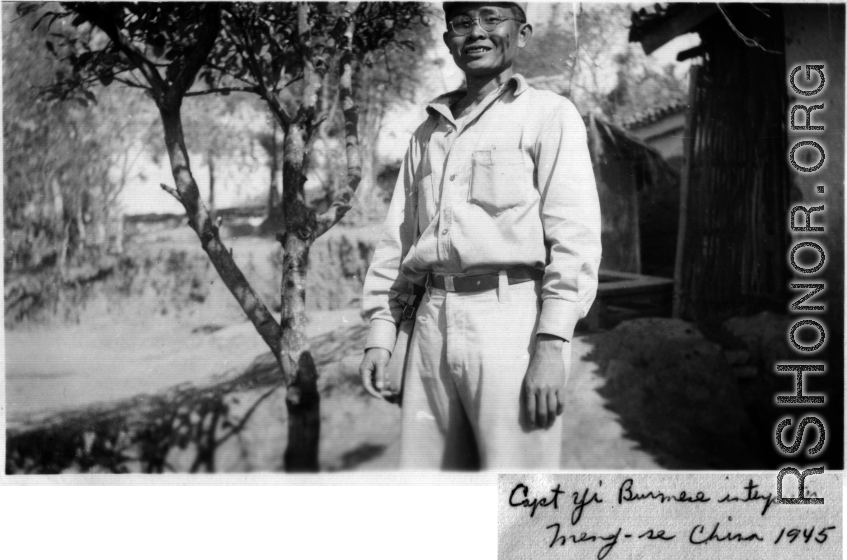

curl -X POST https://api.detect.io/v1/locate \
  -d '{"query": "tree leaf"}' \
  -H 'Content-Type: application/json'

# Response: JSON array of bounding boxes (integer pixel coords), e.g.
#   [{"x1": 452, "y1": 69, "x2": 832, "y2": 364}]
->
[
  {"x1": 16, "y1": 2, "x2": 40, "y2": 17},
  {"x1": 31, "y1": 11, "x2": 57, "y2": 31}
]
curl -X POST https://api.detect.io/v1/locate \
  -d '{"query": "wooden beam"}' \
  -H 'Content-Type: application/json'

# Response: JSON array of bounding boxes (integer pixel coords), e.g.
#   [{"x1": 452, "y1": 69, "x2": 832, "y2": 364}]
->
[
  {"x1": 677, "y1": 44, "x2": 706, "y2": 62},
  {"x1": 598, "y1": 276, "x2": 673, "y2": 298},
  {"x1": 673, "y1": 65, "x2": 700, "y2": 318},
  {"x1": 641, "y1": 4, "x2": 719, "y2": 55}
]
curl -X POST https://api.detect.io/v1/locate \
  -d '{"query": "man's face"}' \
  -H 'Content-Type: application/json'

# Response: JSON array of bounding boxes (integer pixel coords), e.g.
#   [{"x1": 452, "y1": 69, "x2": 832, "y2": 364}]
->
[{"x1": 442, "y1": 3, "x2": 532, "y2": 80}]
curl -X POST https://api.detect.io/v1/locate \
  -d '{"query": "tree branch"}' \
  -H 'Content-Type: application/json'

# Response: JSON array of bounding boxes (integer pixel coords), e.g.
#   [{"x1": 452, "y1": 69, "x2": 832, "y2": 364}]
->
[
  {"x1": 159, "y1": 110, "x2": 283, "y2": 363},
  {"x1": 266, "y1": 97, "x2": 294, "y2": 131},
  {"x1": 160, "y1": 183, "x2": 182, "y2": 202},
  {"x1": 315, "y1": 3, "x2": 362, "y2": 238},
  {"x1": 294, "y1": 3, "x2": 322, "y2": 129},
  {"x1": 280, "y1": 73, "x2": 304, "y2": 91},
  {"x1": 204, "y1": 61, "x2": 260, "y2": 88},
  {"x1": 113, "y1": 76, "x2": 151, "y2": 90},
  {"x1": 168, "y1": 4, "x2": 224, "y2": 100},
  {"x1": 185, "y1": 86, "x2": 259, "y2": 97},
  {"x1": 73, "y1": 4, "x2": 167, "y2": 95},
  {"x1": 228, "y1": 10, "x2": 293, "y2": 128}
]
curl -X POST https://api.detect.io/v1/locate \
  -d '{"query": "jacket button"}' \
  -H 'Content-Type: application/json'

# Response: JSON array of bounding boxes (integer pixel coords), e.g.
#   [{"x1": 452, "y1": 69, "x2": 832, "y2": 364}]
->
[
  {"x1": 449, "y1": 174, "x2": 456, "y2": 181},
  {"x1": 441, "y1": 229, "x2": 448, "y2": 235}
]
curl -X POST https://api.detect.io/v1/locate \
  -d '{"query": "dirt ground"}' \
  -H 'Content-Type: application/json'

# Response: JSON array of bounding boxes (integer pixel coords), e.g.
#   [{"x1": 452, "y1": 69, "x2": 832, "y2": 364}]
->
[
  {"x1": 5, "y1": 222, "x2": 373, "y2": 424},
  {"x1": 5, "y1": 225, "x2": 777, "y2": 473},
  {"x1": 5, "y1": 308, "x2": 658, "y2": 471}
]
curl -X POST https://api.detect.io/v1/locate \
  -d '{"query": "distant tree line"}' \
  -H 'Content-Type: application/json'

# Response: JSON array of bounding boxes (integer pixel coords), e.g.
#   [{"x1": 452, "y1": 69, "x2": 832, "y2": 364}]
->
[{"x1": 516, "y1": 3, "x2": 688, "y2": 122}]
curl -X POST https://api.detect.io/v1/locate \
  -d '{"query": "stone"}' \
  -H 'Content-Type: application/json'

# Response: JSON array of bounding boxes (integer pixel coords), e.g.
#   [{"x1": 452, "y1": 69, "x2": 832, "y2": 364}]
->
[
  {"x1": 724, "y1": 349, "x2": 751, "y2": 365},
  {"x1": 723, "y1": 312, "x2": 793, "y2": 370},
  {"x1": 585, "y1": 317, "x2": 766, "y2": 469}
]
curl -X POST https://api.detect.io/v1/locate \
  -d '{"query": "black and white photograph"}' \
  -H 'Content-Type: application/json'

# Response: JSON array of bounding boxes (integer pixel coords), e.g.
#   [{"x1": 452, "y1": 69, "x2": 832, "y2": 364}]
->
[{"x1": 1, "y1": 0, "x2": 844, "y2": 555}]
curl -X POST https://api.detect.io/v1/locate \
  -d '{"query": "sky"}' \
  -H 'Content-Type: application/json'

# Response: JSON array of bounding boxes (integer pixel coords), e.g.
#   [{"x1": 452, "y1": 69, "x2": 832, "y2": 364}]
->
[{"x1": 118, "y1": 2, "x2": 699, "y2": 216}]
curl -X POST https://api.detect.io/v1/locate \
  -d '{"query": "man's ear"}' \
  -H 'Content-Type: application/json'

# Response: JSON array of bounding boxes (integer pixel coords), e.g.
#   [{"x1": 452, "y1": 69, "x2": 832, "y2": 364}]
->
[
  {"x1": 517, "y1": 23, "x2": 533, "y2": 48},
  {"x1": 443, "y1": 30, "x2": 452, "y2": 50}
]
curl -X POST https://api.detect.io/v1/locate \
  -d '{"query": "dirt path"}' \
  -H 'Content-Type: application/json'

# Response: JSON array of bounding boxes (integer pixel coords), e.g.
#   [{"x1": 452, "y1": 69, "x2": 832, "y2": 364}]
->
[
  {"x1": 6, "y1": 306, "x2": 661, "y2": 471},
  {"x1": 322, "y1": 336, "x2": 661, "y2": 471},
  {"x1": 298, "y1": 329, "x2": 662, "y2": 471},
  {"x1": 559, "y1": 338, "x2": 659, "y2": 469},
  {"x1": 4, "y1": 308, "x2": 363, "y2": 426}
]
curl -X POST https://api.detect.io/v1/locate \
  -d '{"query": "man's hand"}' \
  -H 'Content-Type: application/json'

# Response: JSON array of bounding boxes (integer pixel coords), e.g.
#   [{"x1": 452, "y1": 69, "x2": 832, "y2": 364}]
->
[
  {"x1": 523, "y1": 334, "x2": 568, "y2": 429},
  {"x1": 360, "y1": 348, "x2": 391, "y2": 399}
]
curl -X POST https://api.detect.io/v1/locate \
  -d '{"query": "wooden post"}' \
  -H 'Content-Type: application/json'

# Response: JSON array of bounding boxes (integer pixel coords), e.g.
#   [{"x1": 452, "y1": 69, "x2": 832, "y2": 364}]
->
[{"x1": 672, "y1": 65, "x2": 699, "y2": 318}]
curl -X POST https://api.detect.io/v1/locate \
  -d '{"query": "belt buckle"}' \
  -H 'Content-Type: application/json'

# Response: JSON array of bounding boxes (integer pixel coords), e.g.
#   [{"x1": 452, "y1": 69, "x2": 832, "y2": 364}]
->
[
  {"x1": 402, "y1": 304, "x2": 416, "y2": 320},
  {"x1": 444, "y1": 275, "x2": 456, "y2": 292}
]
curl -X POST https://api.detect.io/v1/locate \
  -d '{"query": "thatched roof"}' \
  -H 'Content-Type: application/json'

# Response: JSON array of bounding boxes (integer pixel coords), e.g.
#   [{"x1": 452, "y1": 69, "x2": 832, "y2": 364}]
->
[
  {"x1": 525, "y1": 75, "x2": 679, "y2": 192},
  {"x1": 589, "y1": 114, "x2": 679, "y2": 192},
  {"x1": 621, "y1": 97, "x2": 688, "y2": 130}
]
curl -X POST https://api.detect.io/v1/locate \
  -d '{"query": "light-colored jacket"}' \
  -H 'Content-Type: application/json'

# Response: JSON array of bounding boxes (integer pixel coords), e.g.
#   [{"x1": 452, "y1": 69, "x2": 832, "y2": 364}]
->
[{"x1": 363, "y1": 73, "x2": 601, "y2": 352}]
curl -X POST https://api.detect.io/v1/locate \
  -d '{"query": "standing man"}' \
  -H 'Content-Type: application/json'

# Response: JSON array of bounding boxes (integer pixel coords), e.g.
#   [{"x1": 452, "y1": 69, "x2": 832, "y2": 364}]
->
[{"x1": 359, "y1": 2, "x2": 601, "y2": 470}]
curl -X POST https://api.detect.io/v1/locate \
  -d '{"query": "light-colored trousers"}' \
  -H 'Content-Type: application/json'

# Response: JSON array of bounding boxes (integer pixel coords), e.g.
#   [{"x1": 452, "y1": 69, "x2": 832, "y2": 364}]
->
[{"x1": 398, "y1": 276, "x2": 569, "y2": 470}]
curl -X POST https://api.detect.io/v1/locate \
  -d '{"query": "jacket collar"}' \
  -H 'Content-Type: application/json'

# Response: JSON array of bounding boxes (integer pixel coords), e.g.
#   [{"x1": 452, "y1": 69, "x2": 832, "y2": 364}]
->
[{"x1": 425, "y1": 73, "x2": 530, "y2": 122}]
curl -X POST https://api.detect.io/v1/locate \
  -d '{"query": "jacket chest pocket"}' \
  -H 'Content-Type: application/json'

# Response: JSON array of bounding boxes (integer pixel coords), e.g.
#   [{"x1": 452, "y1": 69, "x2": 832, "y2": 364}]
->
[{"x1": 468, "y1": 149, "x2": 528, "y2": 216}]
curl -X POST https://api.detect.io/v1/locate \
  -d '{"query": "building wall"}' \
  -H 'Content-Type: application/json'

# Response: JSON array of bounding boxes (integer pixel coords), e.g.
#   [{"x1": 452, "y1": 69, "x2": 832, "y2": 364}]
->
[
  {"x1": 628, "y1": 112, "x2": 686, "y2": 163},
  {"x1": 676, "y1": 5, "x2": 795, "y2": 321},
  {"x1": 628, "y1": 113, "x2": 686, "y2": 277},
  {"x1": 594, "y1": 159, "x2": 641, "y2": 273}
]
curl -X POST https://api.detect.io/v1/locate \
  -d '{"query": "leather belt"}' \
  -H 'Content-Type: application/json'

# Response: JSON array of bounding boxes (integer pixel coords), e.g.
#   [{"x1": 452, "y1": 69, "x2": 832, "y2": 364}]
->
[{"x1": 427, "y1": 268, "x2": 543, "y2": 293}]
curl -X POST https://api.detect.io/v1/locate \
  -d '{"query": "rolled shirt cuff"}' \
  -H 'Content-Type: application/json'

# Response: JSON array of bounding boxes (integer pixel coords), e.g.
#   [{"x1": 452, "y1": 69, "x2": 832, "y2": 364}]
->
[
  {"x1": 365, "y1": 317, "x2": 399, "y2": 354},
  {"x1": 536, "y1": 298, "x2": 583, "y2": 343}
]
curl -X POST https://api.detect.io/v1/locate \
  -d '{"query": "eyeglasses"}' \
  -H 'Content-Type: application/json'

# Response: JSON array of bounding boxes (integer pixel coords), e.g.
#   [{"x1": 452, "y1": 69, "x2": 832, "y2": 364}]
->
[{"x1": 448, "y1": 14, "x2": 524, "y2": 35}]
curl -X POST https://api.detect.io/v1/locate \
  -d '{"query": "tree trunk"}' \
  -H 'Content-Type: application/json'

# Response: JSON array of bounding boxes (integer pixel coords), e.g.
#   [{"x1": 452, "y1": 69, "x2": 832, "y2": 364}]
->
[
  {"x1": 113, "y1": 213, "x2": 124, "y2": 255},
  {"x1": 73, "y1": 1, "x2": 319, "y2": 472},
  {"x1": 158, "y1": 104, "x2": 283, "y2": 373},
  {"x1": 208, "y1": 151, "x2": 216, "y2": 220},
  {"x1": 279, "y1": 121, "x2": 321, "y2": 472},
  {"x1": 268, "y1": 126, "x2": 277, "y2": 213},
  {"x1": 75, "y1": 202, "x2": 86, "y2": 256},
  {"x1": 262, "y1": 122, "x2": 285, "y2": 234},
  {"x1": 358, "y1": 82, "x2": 384, "y2": 208},
  {"x1": 50, "y1": 177, "x2": 64, "y2": 229},
  {"x1": 159, "y1": 104, "x2": 322, "y2": 471},
  {"x1": 280, "y1": 233, "x2": 320, "y2": 471},
  {"x1": 57, "y1": 221, "x2": 70, "y2": 278},
  {"x1": 268, "y1": 122, "x2": 281, "y2": 213},
  {"x1": 159, "y1": 99, "x2": 320, "y2": 472}
]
